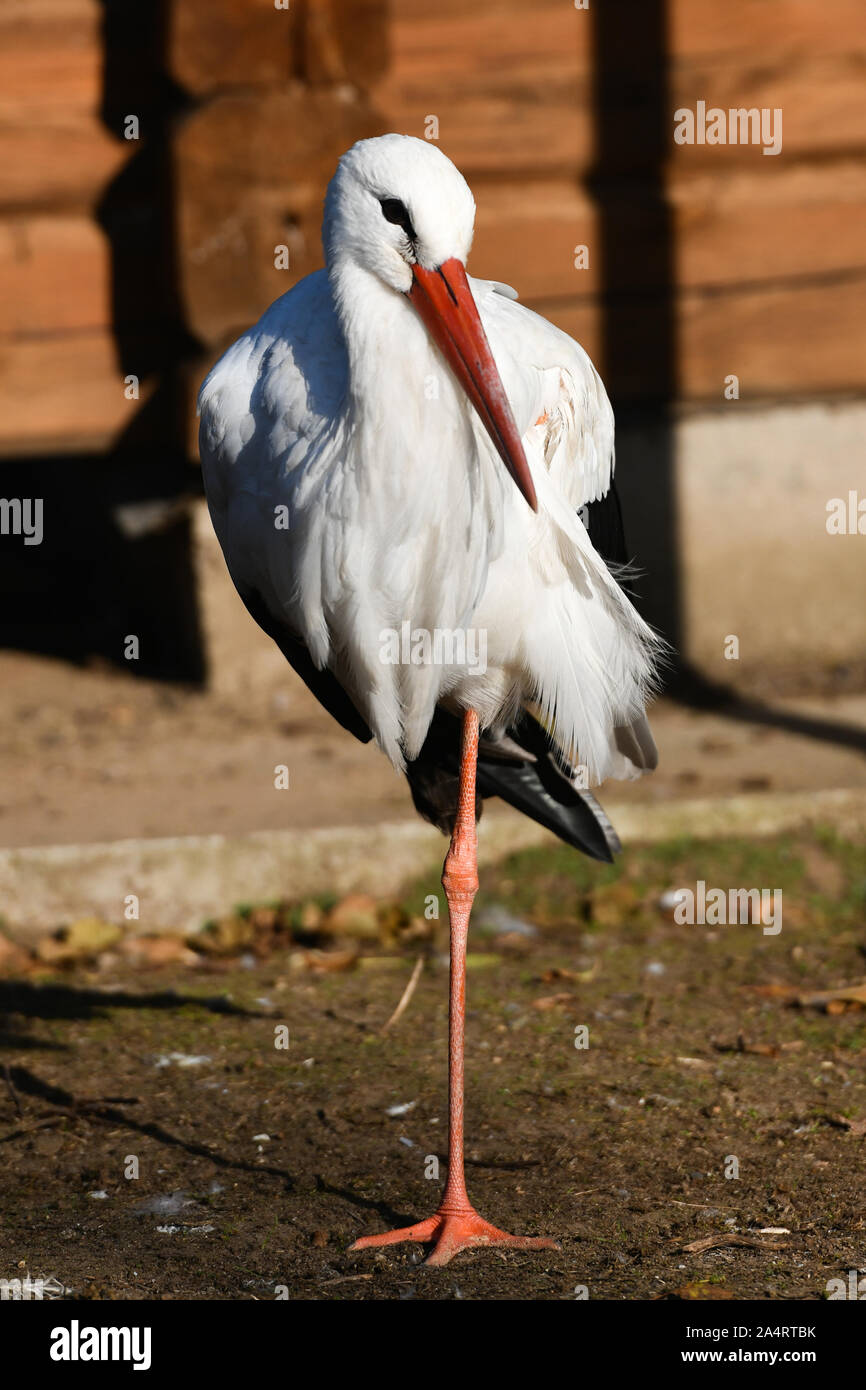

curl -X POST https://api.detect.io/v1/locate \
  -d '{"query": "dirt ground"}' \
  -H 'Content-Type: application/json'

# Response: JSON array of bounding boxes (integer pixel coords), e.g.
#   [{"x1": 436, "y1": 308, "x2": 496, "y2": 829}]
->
[
  {"x1": 1, "y1": 828, "x2": 864, "y2": 1301},
  {"x1": 1, "y1": 650, "x2": 865, "y2": 848}
]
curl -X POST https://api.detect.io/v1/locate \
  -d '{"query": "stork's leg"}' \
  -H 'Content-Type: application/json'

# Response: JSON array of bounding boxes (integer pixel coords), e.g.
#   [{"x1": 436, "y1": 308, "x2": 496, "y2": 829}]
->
[{"x1": 350, "y1": 708, "x2": 559, "y2": 1267}]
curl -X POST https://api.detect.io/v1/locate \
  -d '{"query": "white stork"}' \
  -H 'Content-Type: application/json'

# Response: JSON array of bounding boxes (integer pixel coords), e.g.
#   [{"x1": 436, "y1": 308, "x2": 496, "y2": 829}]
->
[{"x1": 198, "y1": 134, "x2": 662, "y2": 1266}]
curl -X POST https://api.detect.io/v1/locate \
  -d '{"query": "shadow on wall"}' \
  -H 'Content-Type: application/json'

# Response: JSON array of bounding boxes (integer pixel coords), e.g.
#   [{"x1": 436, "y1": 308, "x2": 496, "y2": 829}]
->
[
  {"x1": 588, "y1": 0, "x2": 679, "y2": 664},
  {"x1": 0, "y1": 0, "x2": 205, "y2": 682}
]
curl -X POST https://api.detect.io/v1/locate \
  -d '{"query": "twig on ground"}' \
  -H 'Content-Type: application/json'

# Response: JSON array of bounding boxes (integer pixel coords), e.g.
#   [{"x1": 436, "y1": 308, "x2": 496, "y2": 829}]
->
[{"x1": 381, "y1": 955, "x2": 425, "y2": 1034}]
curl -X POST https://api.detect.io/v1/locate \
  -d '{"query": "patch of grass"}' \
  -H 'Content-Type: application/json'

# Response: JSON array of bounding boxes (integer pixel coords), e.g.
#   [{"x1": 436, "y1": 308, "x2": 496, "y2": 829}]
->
[{"x1": 397, "y1": 827, "x2": 866, "y2": 957}]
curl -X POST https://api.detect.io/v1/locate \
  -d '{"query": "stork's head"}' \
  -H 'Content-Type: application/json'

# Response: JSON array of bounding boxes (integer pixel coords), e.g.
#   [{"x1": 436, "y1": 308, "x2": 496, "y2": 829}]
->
[{"x1": 323, "y1": 134, "x2": 537, "y2": 511}]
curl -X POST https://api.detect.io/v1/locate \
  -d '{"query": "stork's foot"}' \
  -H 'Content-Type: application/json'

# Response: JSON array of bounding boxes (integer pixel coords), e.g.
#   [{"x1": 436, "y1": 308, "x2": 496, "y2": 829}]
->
[{"x1": 350, "y1": 1205, "x2": 559, "y2": 1268}]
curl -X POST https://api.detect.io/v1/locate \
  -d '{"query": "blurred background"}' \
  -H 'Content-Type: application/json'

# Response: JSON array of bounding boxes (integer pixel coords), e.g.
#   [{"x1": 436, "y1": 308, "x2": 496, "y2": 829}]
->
[{"x1": 0, "y1": 0, "x2": 864, "y2": 876}]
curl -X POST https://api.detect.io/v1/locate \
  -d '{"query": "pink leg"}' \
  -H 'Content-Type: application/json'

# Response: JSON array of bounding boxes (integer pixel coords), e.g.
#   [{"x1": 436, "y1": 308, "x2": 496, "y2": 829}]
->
[{"x1": 350, "y1": 708, "x2": 559, "y2": 1267}]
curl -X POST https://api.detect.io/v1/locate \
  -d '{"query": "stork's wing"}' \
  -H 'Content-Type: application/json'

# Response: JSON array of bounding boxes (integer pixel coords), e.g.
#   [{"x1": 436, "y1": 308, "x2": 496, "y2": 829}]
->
[
  {"x1": 198, "y1": 271, "x2": 348, "y2": 650},
  {"x1": 199, "y1": 273, "x2": 376, "y2": 744},
  {"x1": 239, "y1": 586, "x2": 373, "y2": 745},
  {"x1": 478, "y1": 279, "x2": 654, "y2": 711},
  {"x1": 473, "y1": 277, "x2": 616, "y2": 510},
  {"x1": 409, "y1": 281, "x2": 638, "y2": 859}
]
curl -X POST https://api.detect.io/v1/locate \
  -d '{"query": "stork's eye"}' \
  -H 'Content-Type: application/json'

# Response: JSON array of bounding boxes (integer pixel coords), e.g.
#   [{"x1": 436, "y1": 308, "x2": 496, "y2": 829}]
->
[{"x1": 378, "y1": 197, "x2": 416, "y2": 241}]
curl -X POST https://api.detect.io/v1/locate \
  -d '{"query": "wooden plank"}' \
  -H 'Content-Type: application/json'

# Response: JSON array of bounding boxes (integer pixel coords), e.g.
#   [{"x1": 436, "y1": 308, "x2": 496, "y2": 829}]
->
[
  {"x1": 0, "y1": 0, "x2": 148, "y2": 212},
  {"x1": 375, "y1": 98, "x2": 590, "y2": 179},
  {"x1": 546, "y1": 276, "x2": 866, "y2": 403},
  {"x1": 168, "y1": 0, "x2": 298, "y2": 93},
  {"x1": 383, "y1": 0, "x2": 866, "y2": 88},
  {"x1": 471, "y1": 162, "x2": 866, "y2": 301},
  {"x1": 169, "y1": 0, "x2": 388, "y2": 95},
  {"x1": 0, "y1": 215, "x2": 111, "y2": 337},
  {"x1": 668, "y1": 0, "x2": 866, "y2": 63},
  {"x1": 383, "y1": 1, "x2": 589, "y2": 93},
  {"x1": 0, "y1": 0, "x2": 102, "y2": 123},
  {"x1": 0, "y1": 332, "x2": 153, "y2": 455},
  {"x1": 471, "y1": 182, "x2": 597, "y2": 300},
  {"x1": 377, "y1": 55, "x2": 866, "y2": 178},
  {"x1": 174, "y1": 87, "x2": 381, "y2": 346},
  {"x1": 669, "y1": 162, "x2": 866, "y2": 286},
  {"x1": 674, "y1": 276, "x2": 866, "y2": 400},
  {"x1": 663, "y1": 57, "x2": 866, "y2": 167},
  {"x1": 0, "y1": 0, "x2": 96, "y2": 22},
  {"x1": 0, "y1": 120, "x2": 127, "y2": 211}
]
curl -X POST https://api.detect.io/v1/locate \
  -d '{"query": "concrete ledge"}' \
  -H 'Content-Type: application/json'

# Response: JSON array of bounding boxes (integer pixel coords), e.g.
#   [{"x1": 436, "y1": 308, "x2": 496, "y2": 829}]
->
[{"x1": 1, "y1": 787, "x2": 864, "y2": 941}]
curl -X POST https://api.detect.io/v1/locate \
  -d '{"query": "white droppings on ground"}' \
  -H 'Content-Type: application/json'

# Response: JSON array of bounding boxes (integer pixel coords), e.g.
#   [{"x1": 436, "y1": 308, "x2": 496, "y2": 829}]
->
[
  {"x1": 133, "y1": 1191, "x2": 196, "y2": 1217},
  {"x1": 475, "y1": 905, "x2": 538, "y2": 938},
  {"x1": 154, "y1": 1052, "x2": 212, "y2": 1068}
]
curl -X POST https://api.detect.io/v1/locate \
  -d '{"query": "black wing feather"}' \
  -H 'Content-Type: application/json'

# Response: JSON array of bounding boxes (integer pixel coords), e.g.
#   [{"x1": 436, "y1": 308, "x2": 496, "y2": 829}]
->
[
  {"x1": 406, "y1": 707, "x2": 619, "y2": 863},
  {"x1": 239, "y1": 588, "x2": 373, "y2": 745}
]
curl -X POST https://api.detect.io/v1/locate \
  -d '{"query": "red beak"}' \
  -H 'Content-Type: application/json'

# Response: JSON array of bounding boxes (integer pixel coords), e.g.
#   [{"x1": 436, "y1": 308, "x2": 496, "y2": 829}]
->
[{"x1": 408, "y1": 257, "x2": 538, "y2": 511}]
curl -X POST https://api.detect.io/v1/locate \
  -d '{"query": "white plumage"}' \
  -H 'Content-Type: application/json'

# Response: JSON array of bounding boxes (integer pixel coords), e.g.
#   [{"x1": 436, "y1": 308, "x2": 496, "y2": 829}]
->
[{"x1": 199, "y1": 134, "x2": 661, "y2": 786}]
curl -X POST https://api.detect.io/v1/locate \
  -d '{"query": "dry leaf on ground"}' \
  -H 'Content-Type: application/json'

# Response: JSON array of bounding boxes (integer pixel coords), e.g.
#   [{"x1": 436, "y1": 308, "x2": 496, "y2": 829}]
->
[{"x1": 36, "y1": 917, "x2": 122, "y2": 965}]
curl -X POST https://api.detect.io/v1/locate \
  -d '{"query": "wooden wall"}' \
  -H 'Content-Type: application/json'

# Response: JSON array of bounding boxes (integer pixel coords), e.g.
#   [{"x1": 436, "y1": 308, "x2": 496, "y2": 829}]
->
[
  {"x1": 2, "y1": 0, "x2": 864, "y2": 450},
  {"x1": 1, "y1": 0, "x2": 128, "y2": 454},
  {"x1": 377, "y1": 0, "x2": 866, "y2": 403}
]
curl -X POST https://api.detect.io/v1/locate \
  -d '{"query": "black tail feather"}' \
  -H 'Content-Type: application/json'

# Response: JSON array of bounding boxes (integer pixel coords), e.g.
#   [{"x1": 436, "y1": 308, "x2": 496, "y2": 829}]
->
[
  {"x1": 406, "y1": 708, "x2": 620, "y2": 863},
  {"x1": 475, "y1": 758, "x2": 618, "y2": 862}
]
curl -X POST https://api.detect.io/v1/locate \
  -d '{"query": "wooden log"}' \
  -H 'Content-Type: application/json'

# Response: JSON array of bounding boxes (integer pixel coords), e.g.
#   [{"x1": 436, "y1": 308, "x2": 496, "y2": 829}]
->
[
  {"x1": 168, "y1": 0, "x2": 298, "y2": 93},
  {"x1": 0, "y1": 0, "x2": 130, "y2": 212},
  {"x1": 383, "y1": 0, "x2": 590, "y2": 93},
  {"x1": 0, "y1": 0, "x2": 103, "y2": 122},
  {"x1": 471, "y1": 162, "x2": 866, "y2": 302},
  {"x1": 373, "y1": 94, "x2": 590, "y2": 180},
  {"x1": 0, "y1": 331, "x2": 154, "y2": 456},
  {"x1": 376, "y1": 52, "x2": 866, "y2": 178},
  {"x1": 385, "y1": 0, "x2": 865, "y2": 78},
  {"x1": 674, "y1": 275, "x2": 866, "y2": 400},
  {"x1": 546, "y1": 275, "x2": 866, "y2": 403},
  {"x1": 0, "y1": 120, "x2": 127, "y2": 212},
  {"x1": 174, "y1": 86, "x2": 382, "y2": 346},
  {"x1": 0, "y1": 215, "x2": 111, "y2": 337},
  {"x1": 668, "y1": 0, "x2": 866, "y2": 63},
  {"x1": 169, "y1": 0, "x2": 389, "y2": 96},
  {"x1": 376, "y1": 0, "x2": 866, "y2": 178}
]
